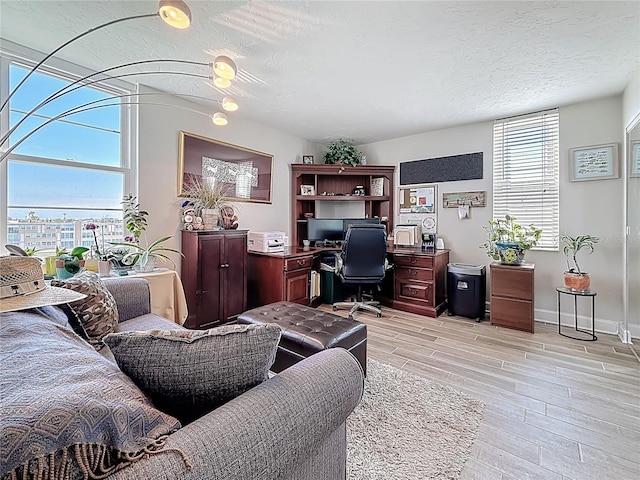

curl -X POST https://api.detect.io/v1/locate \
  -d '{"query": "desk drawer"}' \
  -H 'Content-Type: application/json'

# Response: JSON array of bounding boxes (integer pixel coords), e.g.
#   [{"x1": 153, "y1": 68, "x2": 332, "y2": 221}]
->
[
  {"x1": 285, "y1": 255, "x2": 313, "y2": 271},
  {"x1": 395, "y1": 279, "x2": 433, "y2": 305},
  {"x1": 394, "y1": 255, "x2": 433, "y2": 269},
  {"x1": 395, "y1": 266, "x2": 433, "y2": 282}
]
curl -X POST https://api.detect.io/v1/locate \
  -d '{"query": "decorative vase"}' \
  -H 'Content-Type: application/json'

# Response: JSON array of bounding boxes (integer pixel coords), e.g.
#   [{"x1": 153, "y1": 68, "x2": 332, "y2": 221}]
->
[
  {"x1": 496, "y1": 242, "x2": 525, "y2": 265},
  {"x1": 84, "y1": 258, "x2": 99, "y2": 272},
  {"x1": 564, "y1": 271, "x2": 590, "y2": 291},
  {"x1": 98, "y1": 260, "x2": 112, "y2": 277},
  {"x1": 201, "y1": 208, "x2": 219, "y2": 230},
  {"x1": 134, "y1": 256, "x2": 157, "y2": 273},
  {"x1": 44, "y1": 256, "x2": 57, "y2": 276}
]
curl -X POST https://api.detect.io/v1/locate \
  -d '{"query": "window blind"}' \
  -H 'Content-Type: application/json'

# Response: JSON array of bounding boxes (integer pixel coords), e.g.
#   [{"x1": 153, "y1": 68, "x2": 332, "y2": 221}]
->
[{"x1": 493, "y1": 109, "x2": 559, "y2": 250}]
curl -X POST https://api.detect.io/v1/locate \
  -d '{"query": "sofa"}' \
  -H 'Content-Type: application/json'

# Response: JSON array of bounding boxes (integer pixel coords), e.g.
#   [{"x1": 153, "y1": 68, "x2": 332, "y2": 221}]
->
[{"x1": 0, "y1": 277, "x2": 365, "y2": 480}]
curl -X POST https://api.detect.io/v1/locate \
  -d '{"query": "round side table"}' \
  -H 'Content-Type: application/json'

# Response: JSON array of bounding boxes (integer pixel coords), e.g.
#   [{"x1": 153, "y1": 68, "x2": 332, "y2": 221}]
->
[{"x1": 556, "y1": 287, "x2": 597, "y2": 341}]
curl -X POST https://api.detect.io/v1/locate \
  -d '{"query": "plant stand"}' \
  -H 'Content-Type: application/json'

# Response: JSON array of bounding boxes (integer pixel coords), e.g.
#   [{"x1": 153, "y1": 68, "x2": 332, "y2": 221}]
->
[{"x1": 556, "y1": 287, "x2": 597, "y2": 341}]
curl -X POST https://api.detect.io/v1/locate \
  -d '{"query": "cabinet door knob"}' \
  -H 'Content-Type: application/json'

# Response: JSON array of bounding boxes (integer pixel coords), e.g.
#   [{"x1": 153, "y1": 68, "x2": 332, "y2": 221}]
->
[
  {"x1": 410, "y1": 269, "x2": 417, "y2": 276},
  {"x1": 220, "y1": 263, "x2": 230, "y2": 268}
]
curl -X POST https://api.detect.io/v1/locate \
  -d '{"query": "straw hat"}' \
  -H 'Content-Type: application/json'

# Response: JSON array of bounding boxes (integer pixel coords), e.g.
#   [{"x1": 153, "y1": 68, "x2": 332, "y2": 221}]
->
[{"x1": 0, "y1": 256, "x2": 86, "y2": 313}]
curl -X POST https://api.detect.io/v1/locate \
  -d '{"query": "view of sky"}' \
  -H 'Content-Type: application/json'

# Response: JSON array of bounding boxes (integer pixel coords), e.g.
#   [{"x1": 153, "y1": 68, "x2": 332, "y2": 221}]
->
[{"x1": 8, "y1": 63, "x2": 125, "y2": 219}]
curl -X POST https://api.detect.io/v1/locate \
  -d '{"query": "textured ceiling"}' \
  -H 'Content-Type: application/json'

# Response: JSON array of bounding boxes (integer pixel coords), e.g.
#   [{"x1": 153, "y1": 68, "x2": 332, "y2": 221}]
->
[{"x1": 1, "y1": 0, "x2": 638, "y2": 145}]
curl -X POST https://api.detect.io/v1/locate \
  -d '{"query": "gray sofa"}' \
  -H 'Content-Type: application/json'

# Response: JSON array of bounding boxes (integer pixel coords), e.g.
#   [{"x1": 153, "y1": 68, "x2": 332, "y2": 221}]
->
[{"x1": 2, "y1": 277, "x2": 364, "y2": 480}]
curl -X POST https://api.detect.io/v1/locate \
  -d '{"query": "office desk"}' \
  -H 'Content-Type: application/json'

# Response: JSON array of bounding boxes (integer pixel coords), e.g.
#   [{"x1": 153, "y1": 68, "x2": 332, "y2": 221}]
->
[
  {"x1": 248, "y1": 246, "x2": 449, "y2": 317},
  {"x1": 103, "y1": 269, "x2": 188, "y2": 325}
]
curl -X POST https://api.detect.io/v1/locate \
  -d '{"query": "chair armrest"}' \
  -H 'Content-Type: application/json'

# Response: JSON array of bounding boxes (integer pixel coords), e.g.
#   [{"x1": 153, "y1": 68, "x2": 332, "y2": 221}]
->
[
  {"x1": 107, "y1": 348, "x2": 364, "y2": 480},
  {"x1": 103, "y1": 278, "x2": 151, "y2": 322}
]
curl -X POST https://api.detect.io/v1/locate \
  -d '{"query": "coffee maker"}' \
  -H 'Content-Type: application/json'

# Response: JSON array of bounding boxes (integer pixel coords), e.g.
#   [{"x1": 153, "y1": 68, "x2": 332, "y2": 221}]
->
[{"x1": 422, "y1": 233, "x2": 436, "y2": 251}]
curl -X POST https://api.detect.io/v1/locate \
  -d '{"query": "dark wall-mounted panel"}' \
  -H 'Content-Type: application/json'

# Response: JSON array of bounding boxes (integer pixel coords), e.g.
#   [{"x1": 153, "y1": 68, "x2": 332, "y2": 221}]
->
[{"x1": 400, "y1": 152, "x2": 483, "y2": 185}]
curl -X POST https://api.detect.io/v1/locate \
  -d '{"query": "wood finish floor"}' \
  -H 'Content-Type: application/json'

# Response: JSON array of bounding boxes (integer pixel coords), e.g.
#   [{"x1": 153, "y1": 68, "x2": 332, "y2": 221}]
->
[{"x1": 319, "y1": 304, "x2": 640, "y2": 480}]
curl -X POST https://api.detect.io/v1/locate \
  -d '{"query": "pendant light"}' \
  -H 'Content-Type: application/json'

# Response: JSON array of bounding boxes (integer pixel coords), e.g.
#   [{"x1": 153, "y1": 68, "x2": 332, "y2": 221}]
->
[
  {"x1": 211, "y1": 112, "x2": 228, "y2": 126},
  {"x1": 158, "y1": 0, "x2": 192, "y2": 29}
]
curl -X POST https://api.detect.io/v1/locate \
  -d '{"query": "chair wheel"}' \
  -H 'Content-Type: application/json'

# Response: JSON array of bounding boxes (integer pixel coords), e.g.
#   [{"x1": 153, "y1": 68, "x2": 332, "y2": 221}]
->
[
  {"x1": 332, "y1": 306, "x2": 338, "y2": 311},
  {"x1": 348, "y1": 314, "x2": 354, "y2": 319},
  {"x1": 376, "y1": 313, "x2": 382, "y2": 318}
]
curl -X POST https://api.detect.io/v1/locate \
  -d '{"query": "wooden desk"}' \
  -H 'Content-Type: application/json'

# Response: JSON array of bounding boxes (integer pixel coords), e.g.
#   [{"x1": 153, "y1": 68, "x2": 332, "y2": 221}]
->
[
  {"x1": 104, "y1": 269, "x2": 188, "y2": 325},
  {"x1": 248, "y1": 246, "x2": 449, "y2": 317}
]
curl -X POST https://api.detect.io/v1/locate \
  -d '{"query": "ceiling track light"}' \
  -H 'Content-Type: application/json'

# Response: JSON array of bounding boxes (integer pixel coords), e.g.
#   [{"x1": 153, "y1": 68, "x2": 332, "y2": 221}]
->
[
  {"x1": 158, "y1": 0, "x2": 192, "y2": 29},
  {"x1": 213, "y1": 55, "x2": 237, "y2": 80},
  {"x1": 211, "y1": 112, "x2": 228, "y2": 126},
  {"x1": 222, "y1": 97, "x2": 238, "y2": 112}
]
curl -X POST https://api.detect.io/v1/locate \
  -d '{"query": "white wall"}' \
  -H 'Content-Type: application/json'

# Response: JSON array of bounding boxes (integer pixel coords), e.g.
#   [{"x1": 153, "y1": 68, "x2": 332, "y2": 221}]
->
[
  {"x1": 136, "y1": 85, "x2": 316, "y2": 270},
  {"x1": 358, "y1": 96, "x2": 625, "y2": 334}
]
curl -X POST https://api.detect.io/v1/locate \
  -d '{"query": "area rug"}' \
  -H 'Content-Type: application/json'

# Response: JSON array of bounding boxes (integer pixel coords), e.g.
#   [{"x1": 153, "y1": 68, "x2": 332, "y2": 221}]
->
[{"x1": 347, "y1": 359, "x2": 485, "y2": 480}]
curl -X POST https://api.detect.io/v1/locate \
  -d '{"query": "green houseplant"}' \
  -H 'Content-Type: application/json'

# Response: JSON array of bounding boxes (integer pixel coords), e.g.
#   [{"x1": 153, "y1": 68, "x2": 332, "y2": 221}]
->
[
  {"x1": 180, "y1": 176, "x2": 234, "y2": 230},
  {"x1": 54, "y1": 246, "x2": 89, "y2": 278},
  {"x1": 559, "y1": 233, "x2": 599, "y2": 291},
  {"x1": 322, "y1": 139, "x2": 362, "y2": 168},
  {"x1": 480, "y1": 215, "x2": 542, "y2": 264}
]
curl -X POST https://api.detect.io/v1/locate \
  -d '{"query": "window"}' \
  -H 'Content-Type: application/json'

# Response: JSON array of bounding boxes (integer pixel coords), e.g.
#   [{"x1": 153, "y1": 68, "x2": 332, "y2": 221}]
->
[
  {"x1": 493, "y1": 109, "x2": 559, "y2": 250},
  {"x1": 1, "y1": 46, "x2": 135, "y2": 256}
]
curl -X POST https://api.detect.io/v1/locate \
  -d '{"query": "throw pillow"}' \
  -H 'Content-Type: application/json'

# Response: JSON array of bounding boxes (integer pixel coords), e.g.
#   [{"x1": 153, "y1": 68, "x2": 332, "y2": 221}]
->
[
  {"x1": 51, "y1": 270, "x2": 119, "y2": 350},
  {"x1": 103, "y1": 323, "x2": 281, "y2": 424},
  {"x1": 0, "y1": 308, "x2": 182, "y2": 480}
]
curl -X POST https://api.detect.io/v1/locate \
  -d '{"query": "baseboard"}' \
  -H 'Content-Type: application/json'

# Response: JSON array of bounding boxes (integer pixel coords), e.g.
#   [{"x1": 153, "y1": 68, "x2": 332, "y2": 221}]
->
[{"x1": 534, "y1": 307, "x2": 621, "y2": 337}]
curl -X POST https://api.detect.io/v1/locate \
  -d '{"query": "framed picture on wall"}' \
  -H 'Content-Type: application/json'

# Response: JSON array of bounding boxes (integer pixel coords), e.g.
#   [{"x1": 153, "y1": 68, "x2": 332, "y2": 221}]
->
[
  {"x1": 631, "y1": 141, "x2": 640, "y2": 177},
  {"x1": 569, "y1": 143, "x2": 619, "y2": 181},
  {"x1": 178, "y1": 131, "x2": 274, "y2": 203}
]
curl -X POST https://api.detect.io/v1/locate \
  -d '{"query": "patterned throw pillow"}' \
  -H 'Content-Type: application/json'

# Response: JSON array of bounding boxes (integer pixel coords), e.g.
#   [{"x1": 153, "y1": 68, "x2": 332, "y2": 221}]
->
[
  {"x1": 104, "y1": 323, "x2": 281, "y2": 424},
  {"x1": 51, "y1": 270, "x2": 118, "y2": 350}
]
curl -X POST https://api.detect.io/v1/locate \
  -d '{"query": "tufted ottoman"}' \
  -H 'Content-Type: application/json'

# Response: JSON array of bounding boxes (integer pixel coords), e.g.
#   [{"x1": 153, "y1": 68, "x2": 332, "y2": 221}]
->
[{"x1": 237, "y1": 302, "x2": 367, "y2": 375}]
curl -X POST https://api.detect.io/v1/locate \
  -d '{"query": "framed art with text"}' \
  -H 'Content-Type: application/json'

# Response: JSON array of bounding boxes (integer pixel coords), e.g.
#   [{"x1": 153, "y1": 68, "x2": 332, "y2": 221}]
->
[
  {"x1": 569, "y1": 143, "x2": 619, "y2": 182},
  {"x1": 178, "y1": 131, "x2": 273, "y2": 203}
]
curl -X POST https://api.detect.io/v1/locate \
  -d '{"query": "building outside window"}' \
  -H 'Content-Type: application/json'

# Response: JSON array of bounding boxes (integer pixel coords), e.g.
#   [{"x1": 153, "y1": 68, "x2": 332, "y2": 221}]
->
[{"x1": 1, "y1": 44, "x2": 135, "y2": 256}]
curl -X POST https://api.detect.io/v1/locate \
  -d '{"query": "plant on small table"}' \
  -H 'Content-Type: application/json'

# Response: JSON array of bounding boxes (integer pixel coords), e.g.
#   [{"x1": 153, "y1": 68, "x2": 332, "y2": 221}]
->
[
  {"x1": 110, "y1": 236, "x2": 182, "y2": 272},
  {"x1": 560, "y1": 233, "x2": 599, "y2": 291},
  {"x1": 480, "y1": 215, "x2": 542, "y2": 265}
]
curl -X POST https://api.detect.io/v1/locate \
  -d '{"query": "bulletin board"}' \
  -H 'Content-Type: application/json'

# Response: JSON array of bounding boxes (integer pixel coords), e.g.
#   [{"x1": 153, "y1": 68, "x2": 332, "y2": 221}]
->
[{"x1": 400, "y1": 152, "x2": 483, "y2": 185}]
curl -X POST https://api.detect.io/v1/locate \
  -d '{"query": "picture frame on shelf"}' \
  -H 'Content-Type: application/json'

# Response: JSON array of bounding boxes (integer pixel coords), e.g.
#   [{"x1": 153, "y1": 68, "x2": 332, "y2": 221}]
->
[
  {"x1": 569, "y1": 143, "x2": 619, "y2": 182},
  {"x1": 300, "y1": 185, "x2": 315, "y2": 196},
  {"x1": 302, "y1": 155, "x2": 314, "y2": 165}
]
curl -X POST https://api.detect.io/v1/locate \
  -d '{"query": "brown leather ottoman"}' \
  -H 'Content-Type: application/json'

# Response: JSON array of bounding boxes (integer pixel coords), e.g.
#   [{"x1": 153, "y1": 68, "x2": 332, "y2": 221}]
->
[{"x1": 237, "y1": 302, "x2": 367, "y2": 375}]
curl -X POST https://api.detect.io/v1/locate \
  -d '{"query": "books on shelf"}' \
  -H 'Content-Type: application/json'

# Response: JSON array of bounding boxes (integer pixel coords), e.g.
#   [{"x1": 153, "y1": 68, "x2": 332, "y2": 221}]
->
[{"x1": 371, "y1": 177, "x2": 384, "y2": 196}]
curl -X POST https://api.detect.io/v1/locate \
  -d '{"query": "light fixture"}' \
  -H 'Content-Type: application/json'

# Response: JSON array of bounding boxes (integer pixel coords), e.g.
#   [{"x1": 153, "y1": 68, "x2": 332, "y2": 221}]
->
[
  {"x1": 213, "y1": 55, "x2": 237, "y2": 80},
  {"x1": 222, "y1": 97, "x2": 238, "y2": 112},
  {"x1": 211, "y1": 112, "x2": 228, "y2": 126},
  {"x1": 213, "y1": 76, "x2": 231, "y2": 89},
  {"x1": 0, "y1": 1, "x2": 193, "y2": 115},
  {"x1": 158, "y1": 0, "x2": 192, "y2": 29}
]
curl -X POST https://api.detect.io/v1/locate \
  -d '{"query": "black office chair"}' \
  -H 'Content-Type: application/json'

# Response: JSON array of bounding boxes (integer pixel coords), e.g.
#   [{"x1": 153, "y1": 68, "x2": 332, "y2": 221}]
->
[{"x1": 332, "y1": 224, "x2": 388, "y2": 318}]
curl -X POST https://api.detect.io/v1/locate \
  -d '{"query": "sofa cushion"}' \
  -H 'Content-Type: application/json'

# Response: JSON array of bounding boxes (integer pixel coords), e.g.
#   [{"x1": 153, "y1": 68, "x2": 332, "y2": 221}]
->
[
  {"x1": 0, "y1": 308, "x2": 182, "y2": 480},
  {"x1": 51, "y1": 270, "x2": 118, "y2": 350},
  {"x1": 103, "y1": 323, "x2": 281, "y2": 424},
  {"x1": 116, "y1": 313, "x2": 185, "y2": 333}
]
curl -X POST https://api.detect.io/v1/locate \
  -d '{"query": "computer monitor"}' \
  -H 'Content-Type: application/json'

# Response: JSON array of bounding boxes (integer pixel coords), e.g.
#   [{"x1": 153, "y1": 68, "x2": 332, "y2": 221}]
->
[
  {"x1": 342, "y1": 217, "x2": 381, "y2": 236},
  {"x1": 307, "y1": 218, "x2": 344, "y2": 242}
]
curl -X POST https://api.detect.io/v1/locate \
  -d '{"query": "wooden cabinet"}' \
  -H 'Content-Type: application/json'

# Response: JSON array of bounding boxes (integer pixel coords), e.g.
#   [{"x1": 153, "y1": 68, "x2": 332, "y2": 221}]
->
[
  {"x1": 181, "y1": 230, "x2": 247, "y2": 329},
  {"x1": 490, "y1": 262, "x2": 534, "y2": 332},
  {"x1": 382, "y1": 248, "x2": 449, "y2": 317},
  {"x1": 247, "y1": 250, "x2": 314, "y2": 308},
  {"x1": 290, "y1": 164, "x2": 395, "y2": 246}
]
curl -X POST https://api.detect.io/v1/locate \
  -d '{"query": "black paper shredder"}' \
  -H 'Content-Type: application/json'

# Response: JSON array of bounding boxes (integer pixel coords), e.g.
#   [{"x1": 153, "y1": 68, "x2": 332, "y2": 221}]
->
[{"x1": 447, "y1": 263, "x2": 486, "y2": 321}]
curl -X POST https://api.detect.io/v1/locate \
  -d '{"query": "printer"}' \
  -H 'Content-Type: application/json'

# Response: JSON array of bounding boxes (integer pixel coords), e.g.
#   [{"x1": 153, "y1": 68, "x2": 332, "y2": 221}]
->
[{"x1": 247, "y1": 231, "x2": 286, "y2": 253}]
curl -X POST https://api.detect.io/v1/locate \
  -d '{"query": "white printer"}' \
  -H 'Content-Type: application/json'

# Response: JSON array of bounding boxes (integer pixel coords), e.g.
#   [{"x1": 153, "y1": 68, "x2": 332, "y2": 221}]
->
[{"x1": 247, "y1": 231, "x2": 286, "y2": 253}]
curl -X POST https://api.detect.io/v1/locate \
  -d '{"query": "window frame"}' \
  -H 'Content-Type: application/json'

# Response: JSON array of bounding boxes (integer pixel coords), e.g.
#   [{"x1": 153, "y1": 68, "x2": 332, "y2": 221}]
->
[
  {"x1": 492, "y1": 108, "x2": 560, "y2": 251},
  {"x1": 0, "y1": 40, "x2": 138, "y2": 250}
]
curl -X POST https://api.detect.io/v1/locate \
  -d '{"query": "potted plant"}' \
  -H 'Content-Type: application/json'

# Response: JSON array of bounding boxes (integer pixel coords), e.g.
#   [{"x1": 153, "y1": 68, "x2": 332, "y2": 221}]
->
[
  {"x1": 480, "y1": 215, "x2": 542, "y2": 265},
  {"x1": 560, "y1": 233, "x2": 599, "y2": 291},
  {"x1": 55, "y1": 246, "x2": 89, "y2": 278},
  {"x1": 181, "y1": 176, "x2": 234, "y2": 230},
  {"x1": 322, "y1": 139, "x2": 362, "y2": 170},
  {"x1": 111, "y1": 236, "x2": 183, "y2": 272},
  {"x1": 121, "y1": 194, "x2": 148, "y2": 242}
]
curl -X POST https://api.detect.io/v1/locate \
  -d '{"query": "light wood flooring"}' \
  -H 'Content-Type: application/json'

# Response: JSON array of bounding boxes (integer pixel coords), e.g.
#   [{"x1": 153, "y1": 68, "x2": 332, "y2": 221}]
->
[{"x1": 319, "y1": 304, "x2": 640, "y2": 480}]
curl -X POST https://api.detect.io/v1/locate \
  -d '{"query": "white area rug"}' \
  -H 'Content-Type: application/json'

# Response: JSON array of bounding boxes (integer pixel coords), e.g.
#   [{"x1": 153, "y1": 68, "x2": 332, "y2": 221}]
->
[{"x1": 347, "y1": 359, "x2": 485, "y2": 480}]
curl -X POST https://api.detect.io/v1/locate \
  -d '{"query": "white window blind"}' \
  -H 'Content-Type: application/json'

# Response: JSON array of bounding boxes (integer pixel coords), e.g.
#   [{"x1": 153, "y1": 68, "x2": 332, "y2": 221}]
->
[{"x1": 493, "y1": 109, "x2": 559, "y2": 250}]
